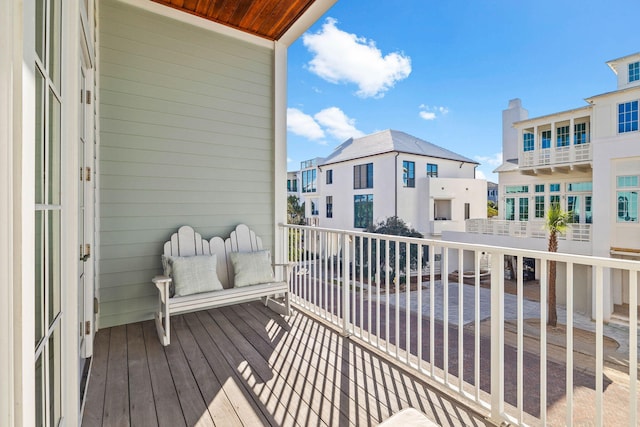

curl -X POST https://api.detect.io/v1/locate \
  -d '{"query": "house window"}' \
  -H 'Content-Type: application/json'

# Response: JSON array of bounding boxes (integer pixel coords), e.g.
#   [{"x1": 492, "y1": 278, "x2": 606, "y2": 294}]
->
[
  {"x1": 403, "y1": 161, "x2": 415, "y2": 187},
  {"x1": 550, "y1": 183, "x2": 560, "y2": 192},
  {"x1": 617, "y1": 175, "x2": 639, "y2": 223},
  {"x1": 326, "y1": 169, "x2": 333, "y2": 184},
  {"x1": 354, "y1": 163, "x2": 373, "y2": 189},
  {"x1": 311, "y1": 200, "x2": 319, "y2": 216},
  {"x1": 464, "y1": 203, "x2": 470, "y2": 220},
  {"x1": 574, "y1": 122, "x2": 587, "y2": 144},
  {"x1": 301, "y1": 169, "x2": 316, "y2": 193},
  {"x1": 556, "y1": 125, "x2": 570, "y2": 147},
  {"x1": 567, "y1": 182, "x2": 592, "y2": 192},
  {"x1": 326, "y1": 196, "x2": 333, "y2": 218},
  {"x1": 541, "y1": 130, "x2": 551, "y2": 149},
  {"x1": 519, "y1": 198, "x2": 529, "y2": 221},
  {"x1": 523, "y1": 132, "x2": 535, "y2": 151},
  {"x1": 535, "y1": 184, "x2": 545, "y2": 193},
  {"x1": 618, "y1": 101, "x2": 639, "y2": 133},
  {"x1": 535, "y1": 196, "x2": 545, "y2": 218},
  {"x1": 426, "y1": 163, "x2": 438, "y2": 177},
  {"x1": 629, "y1": 61, "x2": 640, "y2": 83},
  {"x1": 550, "y1": 195, "x2": 560, "y2": 208},
  {"x1": 354, "y1": 194, "x2": 373, "y2": 228},
  {"x1": 505, "y1": 185, "x2": 528, "y2": 193},
  {"x1": 287, "y1": 179, "x2": 297, "y2": 192}
]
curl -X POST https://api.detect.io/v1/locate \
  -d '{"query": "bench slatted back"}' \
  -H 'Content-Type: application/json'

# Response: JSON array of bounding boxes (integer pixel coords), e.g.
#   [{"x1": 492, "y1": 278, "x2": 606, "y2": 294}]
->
[
  {"x1": 162, "y1": 224, "x2": 267, "y2": 290},
  {"x1": 164, "y1": 225, "x2": 209, "y2": 257}
]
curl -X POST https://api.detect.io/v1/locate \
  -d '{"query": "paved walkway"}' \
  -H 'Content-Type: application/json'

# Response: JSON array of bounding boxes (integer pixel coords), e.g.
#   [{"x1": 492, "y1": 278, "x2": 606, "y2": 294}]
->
[{"x1": 376, "y1": 280, "x2": 637, "y2": 356}]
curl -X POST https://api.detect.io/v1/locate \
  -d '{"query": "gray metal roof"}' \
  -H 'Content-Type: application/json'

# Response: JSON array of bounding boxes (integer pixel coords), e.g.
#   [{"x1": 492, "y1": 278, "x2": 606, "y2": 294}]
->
[{"x1": 320, "y1": 129, "x2": 478, "y2": 166}]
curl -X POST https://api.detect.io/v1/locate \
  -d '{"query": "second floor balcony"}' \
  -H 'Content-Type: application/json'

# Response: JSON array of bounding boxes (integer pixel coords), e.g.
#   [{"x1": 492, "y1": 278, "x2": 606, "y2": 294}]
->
[{"x1": 520, "y1": 142, "x2": 592, "y2": 173}]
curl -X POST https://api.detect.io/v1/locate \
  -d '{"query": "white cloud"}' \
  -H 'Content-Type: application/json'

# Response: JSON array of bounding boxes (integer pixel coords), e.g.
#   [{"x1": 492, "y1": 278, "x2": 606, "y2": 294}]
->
[
  {"x1": 287, "y1": 157, "x2": 293, "y2": 164},
  {"x1": 419, "y1": 104, "x2": 449, "y2": 121},
  {"x1": 303, "y1": 18, "x2": 411, "y2": 98},
  {"x1": 474, "y1": 152, "x2": 503, "y2": 167},
  {"x1": 419, "y1": 111, "x2": 436, "y2": 121},
  {"x1": 287, "y1": 108, "x2": 325, "y2": 140},
  {"x1": 476, "y1": 170, "x2": 487, "y2": 180},
  {"x1": 314, "y1": 107, "x2": 365, "y2": 140}
]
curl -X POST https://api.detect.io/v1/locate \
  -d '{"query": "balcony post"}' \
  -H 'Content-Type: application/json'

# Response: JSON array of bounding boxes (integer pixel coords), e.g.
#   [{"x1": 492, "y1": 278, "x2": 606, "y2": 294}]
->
[
  {"x1": 569, "y1": 117, "x2": 575, "y2": 162},
  {"x1": 489, "y1": 250, "x2": 505, "y2": 423},
  {"x1": 550, "y1": 121, "x2": 556, "y2": 163},
  {"x1": 341, "y1": 232, "x2": 351, "y2": 336}
]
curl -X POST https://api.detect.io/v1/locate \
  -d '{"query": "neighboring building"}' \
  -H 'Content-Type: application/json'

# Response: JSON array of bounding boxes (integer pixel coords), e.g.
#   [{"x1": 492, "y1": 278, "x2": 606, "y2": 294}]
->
[
  {"x1": 300, "y1": 129, "x2": 487, "y2": 237},
  {"x1": 445, "y1": 53, "x2": 640, "y2": 321},
  {"x1": 487, "y1": 181, "x2": 499, "y2": 205}
]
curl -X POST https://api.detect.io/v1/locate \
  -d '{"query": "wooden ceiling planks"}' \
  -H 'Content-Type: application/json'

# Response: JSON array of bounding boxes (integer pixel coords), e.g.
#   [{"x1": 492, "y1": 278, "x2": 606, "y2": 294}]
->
[{"x1": 151, "y1": 0, "x2": 316, "y2": 40}]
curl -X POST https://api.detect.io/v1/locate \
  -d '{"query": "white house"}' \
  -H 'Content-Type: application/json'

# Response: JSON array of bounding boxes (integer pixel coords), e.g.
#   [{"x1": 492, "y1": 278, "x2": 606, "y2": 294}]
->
[
  {"x1": 445, "y1": 53, "x2": 640, "y2": 321},
  {"x1": 0, "y1": 0, "x2": 338, "y2": 425},
  {"x1": 299, "y1": 129, "x2": 487, "y2": 237}
]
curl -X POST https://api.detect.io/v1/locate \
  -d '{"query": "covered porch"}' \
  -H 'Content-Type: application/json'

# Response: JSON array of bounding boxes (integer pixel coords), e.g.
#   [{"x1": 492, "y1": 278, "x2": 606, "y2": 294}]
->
[{"x1": 81, "y1": 302, "x2": 485, "y2": 426}]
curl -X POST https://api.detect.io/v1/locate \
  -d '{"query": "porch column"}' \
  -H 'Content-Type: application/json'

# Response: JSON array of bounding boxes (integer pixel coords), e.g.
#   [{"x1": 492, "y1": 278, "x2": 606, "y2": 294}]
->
[
  {"x1": 533, "y1": 124, "x2": 538, "y2": 164},
  {"x1": 0, "y1": 0, "x2": 16, "y2": 424},
  {"x1": 550, "y1": 121, "x2": 556, "y2": 163},
  {"x1": 569, "y1": 117, "x2": 575, "y2": 162},
  {"x1": 274, "y1": 41, "x2": 288, "y2": 272}
]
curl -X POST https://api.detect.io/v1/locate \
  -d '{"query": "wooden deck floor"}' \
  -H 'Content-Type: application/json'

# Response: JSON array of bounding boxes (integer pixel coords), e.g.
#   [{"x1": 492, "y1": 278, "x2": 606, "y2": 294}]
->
[{"x1": 81, "y1": 302, "x2": 488, "y2": 427}]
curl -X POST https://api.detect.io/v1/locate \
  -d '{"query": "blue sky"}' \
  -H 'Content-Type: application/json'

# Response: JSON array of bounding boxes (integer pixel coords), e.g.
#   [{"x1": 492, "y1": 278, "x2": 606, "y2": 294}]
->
[{"x1": 286, "y1": 0, "x2": 640, "y2": 182}]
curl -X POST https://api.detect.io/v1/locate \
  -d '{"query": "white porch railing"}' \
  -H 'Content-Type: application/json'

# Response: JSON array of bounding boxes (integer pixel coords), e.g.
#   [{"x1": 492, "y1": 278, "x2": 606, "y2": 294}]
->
[
  {"x1": 280, "y1": 224, "x2": 639, "y2": 427},
  {"x1": 520, "y1": 142, "x2": 592, "y2": 168},
  {"x1": 466, "y1": 219, "x2": 592, "y2": 242}
]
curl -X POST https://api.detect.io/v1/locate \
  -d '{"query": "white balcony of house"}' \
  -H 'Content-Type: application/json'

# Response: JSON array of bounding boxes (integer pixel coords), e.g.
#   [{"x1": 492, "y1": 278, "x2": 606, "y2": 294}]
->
[
  {"x1": 516, "y1": 111, "x2": 593, "y2": 175},
  {"x1": 461, "y1": 219, "x2": 592, "y2": 255}
]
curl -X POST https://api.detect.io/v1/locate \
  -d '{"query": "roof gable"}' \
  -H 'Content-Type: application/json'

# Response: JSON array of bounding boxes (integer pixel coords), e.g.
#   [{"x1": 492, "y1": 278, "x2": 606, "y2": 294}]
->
[{"x1": 320, "y1": 129, "x2": 478, "y2": 166}]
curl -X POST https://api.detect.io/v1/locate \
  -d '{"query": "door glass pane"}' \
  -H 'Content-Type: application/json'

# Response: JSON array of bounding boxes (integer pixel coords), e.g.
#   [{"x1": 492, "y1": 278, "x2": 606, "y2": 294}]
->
[
  {"x1": 49, "y1": 0, "x2": 61, "y2": 89},
  {"x1": 35, "y1": 352, "x2": 45, "y2": 427},
  {"x1": 505, "y1": 198, "x2": 515, "y2": 220},
  {"x1": 35, "y1": 211, "x2": 44, "y2": 346},
  {"x1": 48, "y1": 210, "x2": 61, "y2": 324},
  {"x1": 48, "y1": 89, "x2": 61, "y2": 205},
  {"x1": 35, "y1": 70, "x2": 45, "y2": 204},
  {"x1": 519, "y1": 198, "x2": 528, "y2": 221},
  {"x1": 585, "y1": 196, "x2": 592, "y2": 224},
  {"x1": 35, "y1": 0, "x2": 45, "y2": 62},
  {"x1": 568, "y1": 196, "x2": 581, "y2": 223},
  {"x1": 49, "y1": 327, "x2": 61, "y2": 426}
]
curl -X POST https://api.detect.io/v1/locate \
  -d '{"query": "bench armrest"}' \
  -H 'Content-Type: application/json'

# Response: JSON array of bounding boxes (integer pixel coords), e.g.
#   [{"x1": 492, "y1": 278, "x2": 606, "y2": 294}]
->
[{"x1": 152, "y1": 275, "x2": 172, "y2": 302}]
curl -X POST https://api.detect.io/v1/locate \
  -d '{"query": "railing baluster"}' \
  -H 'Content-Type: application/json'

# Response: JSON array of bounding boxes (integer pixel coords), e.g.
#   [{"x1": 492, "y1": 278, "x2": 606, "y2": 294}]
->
[
  {"x1": 595, "y1": 265, "x2": 604, "y2": 427},
  {"x1": 417, "y1": 244, "x2": 423, "y2": 372},
  {"x1": 385, "y1": 238, "x2": 390, "y2": 354},
  {"x1": 540, "y1": 258, "x2": 548, "y2": 425},
  {"x1": 458, "y1": 248, "x2": 464, "y2": 393},
  {"x1": 474, "y1": 250, "x2": 480, "y2": 403},
  {"x1": 395, "y1": 240, "x2": 400, "y2": 360},
  {"x1": 490, "y1": 251, "x2": 505, "y2": 423},
  {"x1": 516, "y1": 255, "x2": 524, "y2": 425},
  {"x1": 566, "y1": 262, "x2": 574, "y2": 426},
  {"x1": 406, "y1": 242, "x2": 411, "y2": 364},
  {"x1": 629, "y1": 268, "x2": 638, "y2": 427},
  {"x1": 367, "y1": 236, "x2": 372, "y2": 343},
  {"x1": 376, "y1": 237, "x2": 381, "y2": 348},
  {"x1": 443, "y1": 248, "x2": 449, "y2": 383},
  {"x1": 342, "y1": 232, "x2": 350, "y2": 336},
  {"x1": 430, "y1": 245, "x2": 436, "y2": 378}
]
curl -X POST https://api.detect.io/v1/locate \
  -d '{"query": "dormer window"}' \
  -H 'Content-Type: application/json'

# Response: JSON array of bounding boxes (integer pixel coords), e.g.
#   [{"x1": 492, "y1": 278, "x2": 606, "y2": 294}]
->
[{"x1": 629, "y1": 61, "x2": 640, "y2": 83}]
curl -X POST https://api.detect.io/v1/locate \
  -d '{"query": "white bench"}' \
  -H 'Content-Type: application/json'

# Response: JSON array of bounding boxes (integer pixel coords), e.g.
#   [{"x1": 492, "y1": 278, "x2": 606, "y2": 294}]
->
[{"x1": 152, "y1": 224, "x2": 290, "y2": 346}]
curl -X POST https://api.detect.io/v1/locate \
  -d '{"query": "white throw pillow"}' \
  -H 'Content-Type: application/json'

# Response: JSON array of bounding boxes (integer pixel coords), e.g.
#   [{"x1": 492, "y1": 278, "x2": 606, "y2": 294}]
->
[
  {"x1": 229, "y1": 250, "x2": 275, "y2": 287},
  {"x1": 169, "y1": 255, "x2": 223, "y2": 297}
]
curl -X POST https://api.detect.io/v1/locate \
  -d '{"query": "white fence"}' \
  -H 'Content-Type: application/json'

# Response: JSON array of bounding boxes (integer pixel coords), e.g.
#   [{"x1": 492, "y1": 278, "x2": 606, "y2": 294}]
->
[
  {"x1": 466, "y1": 219, "x2": 592, "y2": 242},
  {"x1": 281, "y1": 224, "x2": 638, "y2": 426}
]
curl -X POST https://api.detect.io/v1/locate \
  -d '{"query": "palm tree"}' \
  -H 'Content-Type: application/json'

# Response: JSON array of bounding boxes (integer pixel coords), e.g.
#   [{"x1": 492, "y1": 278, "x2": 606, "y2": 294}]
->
[{"x1": 544, "y1": 202, "x2": 571, "y2": 327}]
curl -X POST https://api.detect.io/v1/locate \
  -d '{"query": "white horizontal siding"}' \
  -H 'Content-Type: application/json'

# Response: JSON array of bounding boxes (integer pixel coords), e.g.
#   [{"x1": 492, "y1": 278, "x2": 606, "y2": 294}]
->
[{"x1": 97, "y1": 0, "x2": 276, "y2": 328}]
